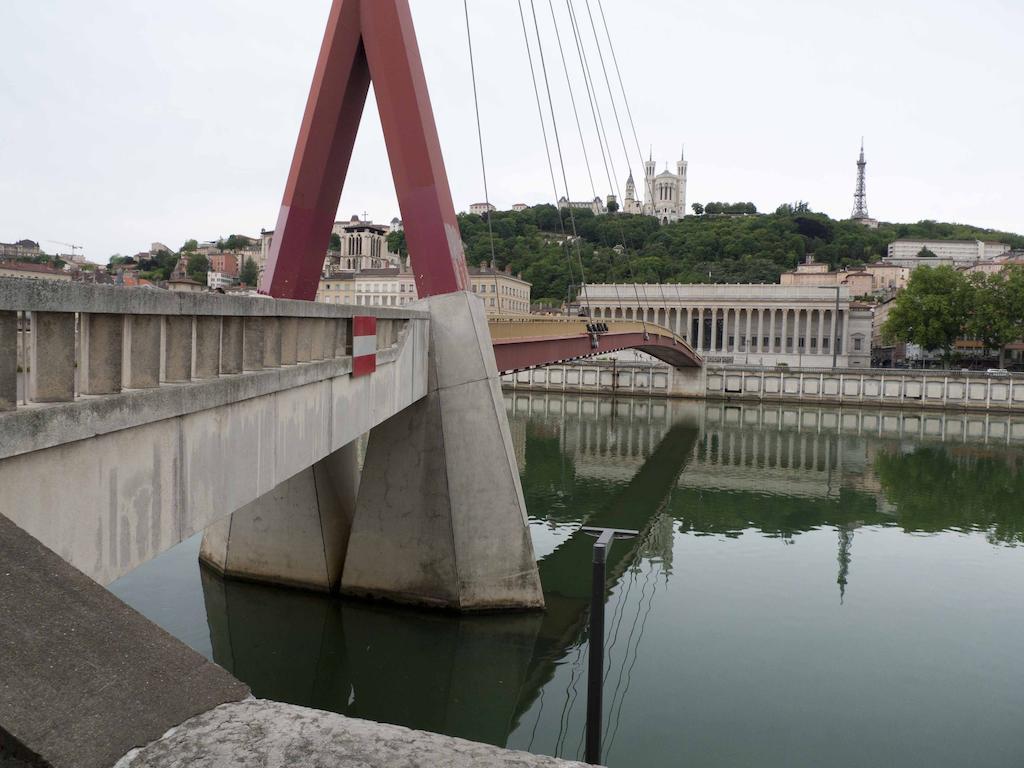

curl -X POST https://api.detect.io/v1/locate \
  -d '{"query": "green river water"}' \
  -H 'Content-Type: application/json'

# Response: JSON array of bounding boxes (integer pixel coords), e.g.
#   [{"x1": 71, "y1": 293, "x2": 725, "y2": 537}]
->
[{"x1": 111, "y1": 394, "x2": 1024, "y2": 767}]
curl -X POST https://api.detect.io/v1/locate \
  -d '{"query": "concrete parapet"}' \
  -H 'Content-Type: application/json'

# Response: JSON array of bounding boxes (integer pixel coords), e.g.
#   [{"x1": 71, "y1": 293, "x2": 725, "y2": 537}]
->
[
  {"x1": 309, "y1": 317, "x2": 326, "y2": 360},
  {"x1": 296, "y1": 319, "x2": 312, "y2": 362},
  {"x1": 0, "y1": 311, "x2": 16, "y2": 410},
  {"x1": 193, "y1": 316, "x2": 221, "y2": 379},
  {"x1": 343, "y1": 292, "x2": 544, "y2": 611},
  {"x1": 0, "y1": 514, "x2": 248, "y2": 768},
  {"x1": 123, "y1": 315, "x2": 161, "y2": 388},
  {"x1": 29, "y1": 311, "x2": 75, "y2": 402}
]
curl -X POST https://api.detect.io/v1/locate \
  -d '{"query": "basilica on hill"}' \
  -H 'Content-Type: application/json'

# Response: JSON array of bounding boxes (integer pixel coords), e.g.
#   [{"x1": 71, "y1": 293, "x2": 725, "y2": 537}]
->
[{"x1": 623, "y1": 148, "x2": 688, "y2": 224}]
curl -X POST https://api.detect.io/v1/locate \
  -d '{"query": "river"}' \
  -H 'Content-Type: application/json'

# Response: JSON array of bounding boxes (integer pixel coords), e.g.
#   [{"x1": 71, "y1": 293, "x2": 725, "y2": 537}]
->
[{"x1": 110, "y1": 394, "x2": 1024, "y2": 767}]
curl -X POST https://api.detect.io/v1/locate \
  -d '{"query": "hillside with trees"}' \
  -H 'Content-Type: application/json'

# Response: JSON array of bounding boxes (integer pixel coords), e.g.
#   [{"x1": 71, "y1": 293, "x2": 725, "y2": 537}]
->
[{"x1": 388, "y1": 204, "x2": 1024, "y2": 304}]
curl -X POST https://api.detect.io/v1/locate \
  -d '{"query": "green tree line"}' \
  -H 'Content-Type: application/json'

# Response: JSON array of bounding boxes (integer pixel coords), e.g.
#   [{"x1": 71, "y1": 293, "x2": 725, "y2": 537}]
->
[{"x1": 388, "y1": 204, "x2": 1024, "y2": 305}]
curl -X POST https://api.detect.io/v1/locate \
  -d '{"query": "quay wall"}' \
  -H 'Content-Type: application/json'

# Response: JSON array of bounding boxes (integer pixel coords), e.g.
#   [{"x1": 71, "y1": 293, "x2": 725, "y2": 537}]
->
[{"x1": 502, "y1": 361, "x2": 1024, "y2": 413}]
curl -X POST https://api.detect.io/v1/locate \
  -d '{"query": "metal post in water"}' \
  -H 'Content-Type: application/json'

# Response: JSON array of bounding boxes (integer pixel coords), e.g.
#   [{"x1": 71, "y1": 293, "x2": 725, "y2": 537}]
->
[{"x1": 581, "y1": 526, "x2": 638, "y2": 765}]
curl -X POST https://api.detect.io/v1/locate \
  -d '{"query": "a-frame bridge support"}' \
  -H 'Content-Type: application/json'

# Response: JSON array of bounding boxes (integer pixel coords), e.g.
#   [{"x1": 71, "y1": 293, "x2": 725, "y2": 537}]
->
[{"x1": 202, "y1": 0, "x2": 543, "y2": 610}]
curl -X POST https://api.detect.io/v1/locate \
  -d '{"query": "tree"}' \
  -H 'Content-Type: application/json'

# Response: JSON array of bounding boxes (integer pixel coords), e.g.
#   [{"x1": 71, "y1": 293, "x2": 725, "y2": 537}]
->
[
  {"x1": 239, "y1": 258, "x2": 259, "y2": 286},
  {"x1": 965, "y1": 268, "x2": 1024, "y2": 367},
  {"x1": 186, "y1": 254, "x2": 210, "y2": 282},
  {"x1": 691, "y1": 202, "x2": 704, "y2": 216},
  {"x1": 387, "y1": 230, "x2": 408, "y2": 259},
  {"x1": 882, "y1": 266, "x2": 971, "y2": 361},
  {"x1": 329, "y1": 233, "x2": 342, "y2": 251},
  {"x1": 606, "y1": 198, "x2": 619, "y2": 213},
  {"x1": 917, "y1": 247, "x2": 938, "y2": 258},
  {"x1": 181, "y1": 239, "x2": 198, "y2": 253}
]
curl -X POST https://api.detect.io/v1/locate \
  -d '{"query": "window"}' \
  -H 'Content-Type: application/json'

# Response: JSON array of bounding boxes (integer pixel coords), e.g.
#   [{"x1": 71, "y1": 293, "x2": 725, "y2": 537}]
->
[{"x1": 853, "y1": 337, "x2": 862, "y2": 351}]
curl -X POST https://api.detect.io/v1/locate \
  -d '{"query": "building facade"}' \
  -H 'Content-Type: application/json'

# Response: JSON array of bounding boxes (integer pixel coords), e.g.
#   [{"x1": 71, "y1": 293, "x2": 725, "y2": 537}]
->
[
  {"x1": 556, "y1": 196, "x2": 610, "y2": 215},
  {"x1": 469, "y1": 202, "x2": 496, "y2": 217},
  {"x1": 0, "y1": 261, "x2": 70, "y2": 282},
  {"x1": 580, "y1": 283, "x2": 872, "y2": 368},
  {"x1": 0, "y1": 240, "x2": 43, "y2": 259},
  {"x1": 623, "y1": 149, "x2": 687, "y2": 224},
  {"x1": 884, "y1": 239, "x2": 1010, "y2": 269},
  {"x1": 780, "y1": 260, "x2": 909, "y2": 296},
  {"x1": 317, "y1": 262, "x2": 531, "y2": 314}
]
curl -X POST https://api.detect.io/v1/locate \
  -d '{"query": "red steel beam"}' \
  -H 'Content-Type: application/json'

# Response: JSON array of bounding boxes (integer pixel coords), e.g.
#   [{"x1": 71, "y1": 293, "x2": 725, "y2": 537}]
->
[{"x1": 262, "y1": 0, "x2": 469, "y2": 300}]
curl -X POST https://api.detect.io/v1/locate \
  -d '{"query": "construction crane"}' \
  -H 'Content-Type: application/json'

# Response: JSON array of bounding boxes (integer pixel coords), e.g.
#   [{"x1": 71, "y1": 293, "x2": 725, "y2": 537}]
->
[{"x1": 46, "y1": 240, "x2": 83, "y2": 260}]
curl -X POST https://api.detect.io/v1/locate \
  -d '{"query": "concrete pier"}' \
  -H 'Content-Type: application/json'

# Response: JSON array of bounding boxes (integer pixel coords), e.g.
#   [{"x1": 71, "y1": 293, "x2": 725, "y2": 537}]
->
[
  {"x1": 199, "y1": 442, "x2": 360, "y2": 592},
  {"x1": 342, "y1": 292, "x2": 545, "y2": 611}
]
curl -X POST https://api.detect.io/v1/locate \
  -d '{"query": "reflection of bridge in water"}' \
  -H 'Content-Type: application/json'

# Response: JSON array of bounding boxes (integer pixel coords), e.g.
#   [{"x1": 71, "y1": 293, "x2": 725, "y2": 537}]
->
[{"x1": 198, "y1": 393, "x2": 1024, "y2": 752}]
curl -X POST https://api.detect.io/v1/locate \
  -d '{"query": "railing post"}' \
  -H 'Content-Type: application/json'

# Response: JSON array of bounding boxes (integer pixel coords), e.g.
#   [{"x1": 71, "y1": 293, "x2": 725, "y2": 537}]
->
[
  {"x1": 242, "y1": 317, "x2": 264, "y2": 371},
  {"x1": 193, "y1": 316, "x2": 222, "y2": 379},
  {"x1": 323, "y1": 317, "x2": 338, "y2": 359},
  {"x1": 309, "y1": 318, "x2": 326, "y2": 361},
  {"x1": 163, "y1": 316, "x2": 193, "y2": 383},
  {"x1": 280, "y1": 317, "x2": 299, "y2": 365},
  {"x1": 296, "y1": 319, "x2": 312, "y2": 363},
  {"x1": 29, "y1": 312, "x2": 76, "y2": 402},
  {"x1": 220, "y1": 317, "x2": 243, "y2": 374},
  {"x1": 262, "y1": 317, "x2": 282, "y2": 368},
  {"x1": 79, "y1": 313, "x2": 124, "y2": 395},
  {"x1": 122, "y1": 315, "x2": 161, "y2": 388},
  {"x1": 0, "y1": 310, "x2": 16, "y2": 410}
]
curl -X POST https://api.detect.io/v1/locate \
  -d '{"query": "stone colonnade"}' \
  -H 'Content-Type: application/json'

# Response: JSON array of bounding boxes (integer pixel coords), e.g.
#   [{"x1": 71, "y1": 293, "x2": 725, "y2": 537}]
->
[{"x1": 590, "y1": 304, "x2": 845, "y2": 356}]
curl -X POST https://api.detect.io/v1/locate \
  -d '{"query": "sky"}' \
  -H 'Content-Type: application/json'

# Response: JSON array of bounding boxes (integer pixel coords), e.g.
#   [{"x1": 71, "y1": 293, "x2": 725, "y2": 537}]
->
[{"x1": 2, "y1": 0, "x2": 1022, "y2": 262}]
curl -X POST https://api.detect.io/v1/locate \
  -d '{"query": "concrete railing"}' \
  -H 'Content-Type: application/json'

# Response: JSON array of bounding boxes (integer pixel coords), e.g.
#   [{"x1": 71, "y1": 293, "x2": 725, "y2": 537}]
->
[
  {"x1": 705, "y1": 365, "x2": 1024, "y2": 412},
  {"x1": 502, "y1": 358, "x2": 1024, "y2": 413},
  {"x1": 0, "y1": 277, "x2": 421, "y2": 414}
]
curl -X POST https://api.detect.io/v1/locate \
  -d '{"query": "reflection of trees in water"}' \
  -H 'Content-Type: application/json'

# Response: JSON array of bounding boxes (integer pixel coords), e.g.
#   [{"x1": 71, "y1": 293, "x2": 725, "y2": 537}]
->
[{"x1": 874, "y1": 447, "x2": 1024, "y2": 545}]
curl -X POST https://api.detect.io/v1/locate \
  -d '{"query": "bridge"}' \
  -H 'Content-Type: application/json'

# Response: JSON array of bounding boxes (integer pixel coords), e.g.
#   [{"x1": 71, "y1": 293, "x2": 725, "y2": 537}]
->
[{"x1": 0, "y1": 0, "x2": 701, "y2": 765}]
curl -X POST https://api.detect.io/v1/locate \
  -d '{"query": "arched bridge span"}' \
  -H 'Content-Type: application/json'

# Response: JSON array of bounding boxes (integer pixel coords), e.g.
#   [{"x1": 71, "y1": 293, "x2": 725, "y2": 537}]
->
[{"x1": 488, "y1": 317, "x2": 703, "y2": 374}]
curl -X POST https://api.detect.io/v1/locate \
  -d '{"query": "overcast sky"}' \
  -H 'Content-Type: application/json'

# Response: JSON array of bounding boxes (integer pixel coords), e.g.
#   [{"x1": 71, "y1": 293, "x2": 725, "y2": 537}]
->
[{"x1": 3, "y1": 0, "x2": 1021, "y2": 262}]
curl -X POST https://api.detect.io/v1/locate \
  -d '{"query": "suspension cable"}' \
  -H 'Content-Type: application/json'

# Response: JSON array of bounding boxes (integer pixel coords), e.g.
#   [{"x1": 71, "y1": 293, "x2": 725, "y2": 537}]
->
[
  {"x1": 528, "y1": 0, "x2": 593, "y2": 318},
  {"x1": 580, "y1": 0, "x2": 667, "y2": 323},
  {"x1": 516, "y1": 0, "x2": 579, "y2": 316},
  {"x1": 566, "y1": 0, "x2": 648, "y2": 331},
  {"x1": 462, "y1": 0, "x2": 502, "y2": 311}
]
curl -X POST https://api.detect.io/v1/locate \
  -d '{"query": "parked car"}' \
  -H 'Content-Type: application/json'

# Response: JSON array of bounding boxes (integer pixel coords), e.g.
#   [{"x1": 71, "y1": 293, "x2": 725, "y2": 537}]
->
[{"x1": 985, "y1": 368, "x2": 1010, "y2": 376}]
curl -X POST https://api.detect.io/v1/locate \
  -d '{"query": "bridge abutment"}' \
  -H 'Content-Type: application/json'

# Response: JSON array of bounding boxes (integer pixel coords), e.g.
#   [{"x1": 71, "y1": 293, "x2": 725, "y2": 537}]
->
[{"x1": 342, "y1": 292, "x2": 544, "y2": 611}]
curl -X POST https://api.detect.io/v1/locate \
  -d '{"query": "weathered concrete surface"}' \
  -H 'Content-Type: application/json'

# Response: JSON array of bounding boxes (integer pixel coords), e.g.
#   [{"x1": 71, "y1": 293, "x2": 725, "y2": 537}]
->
[
  {"x1": 28, "y1": 311, "x2": 74, "y2": 402},
  {"x1": 343, "y1": 292, "x2": 544, "y2": 610},
  {"x1": 0, "y1": 311, "x2": 15, "y2": 411},
  {"x1": 199, "y1": 441, "x2": 359, "y2": 591},
  {"x1": 79, "y1": 313, "x2": 123, "y2": 395},
  {"x1": 0, "y1": 515, "x2": 248, "y2": 768},
  {"x1": 0, "y1": 317, "x2": 428, "y2": 586},
  {"x1": 115, "y1": 699, "x2": 590, "y2": 768}
]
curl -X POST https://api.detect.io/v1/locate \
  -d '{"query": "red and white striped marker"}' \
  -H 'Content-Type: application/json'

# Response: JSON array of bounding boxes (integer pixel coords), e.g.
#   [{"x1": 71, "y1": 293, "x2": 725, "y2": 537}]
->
[{"x1": 352, "y1": 316, "x2": 377, "y2": 377}]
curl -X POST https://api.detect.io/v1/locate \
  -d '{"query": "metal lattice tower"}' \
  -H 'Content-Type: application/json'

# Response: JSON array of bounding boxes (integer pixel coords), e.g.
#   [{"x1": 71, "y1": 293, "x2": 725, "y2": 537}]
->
[{"x1": 851, "y1": 138, "x2": 869, "y2": 219}]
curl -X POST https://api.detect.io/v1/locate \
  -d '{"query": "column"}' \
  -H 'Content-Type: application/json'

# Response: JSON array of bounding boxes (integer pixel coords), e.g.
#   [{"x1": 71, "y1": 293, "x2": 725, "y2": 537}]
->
[
  {"x1": 816, "y1": 309, "x2": 825, "y2": 358},
  {"x1": 220, "y1": 317, "x2": 243, "y2": 374},
  {"x1": 194, "y1": 316, "x2": 221, "y2": 379},
  {"x1": 829, "y1": 309, "x2": 837, "y2": 361},
  {"x1": 696, "y1": 307, "x2": 705, "y2": 351},
  {"x1": 768, "y1": 309, "x2": 776, "y2": 353},
  {"x1": 745, "y1": 308, "x2": 753, "y2": 354},
  {"x1": 242, "y1": 317, "x2": 264, "y2": 371}
]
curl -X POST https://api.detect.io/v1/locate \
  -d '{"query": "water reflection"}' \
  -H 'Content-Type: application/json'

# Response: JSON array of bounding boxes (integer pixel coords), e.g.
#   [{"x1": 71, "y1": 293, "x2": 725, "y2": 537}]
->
[{"x1": 194, "y1": 395, "x2": 1024, "y2": 765}]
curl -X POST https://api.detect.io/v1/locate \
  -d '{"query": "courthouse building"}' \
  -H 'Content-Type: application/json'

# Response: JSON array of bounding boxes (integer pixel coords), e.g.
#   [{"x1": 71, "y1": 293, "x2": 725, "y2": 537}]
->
[{"x1": 581, "y1": 283, "x2": 872, "y2": 368}]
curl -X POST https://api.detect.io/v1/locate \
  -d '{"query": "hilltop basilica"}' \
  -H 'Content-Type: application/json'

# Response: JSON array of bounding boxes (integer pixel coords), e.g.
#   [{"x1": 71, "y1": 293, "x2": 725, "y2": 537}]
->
[{"x1": 623, "y1": 149, "x2": 688, "y2": 224}]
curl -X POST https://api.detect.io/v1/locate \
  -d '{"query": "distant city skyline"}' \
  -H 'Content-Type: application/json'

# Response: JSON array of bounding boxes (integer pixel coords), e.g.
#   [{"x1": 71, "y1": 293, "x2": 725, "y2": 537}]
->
[{"x1": 2, "y1": 0, "x2": 1021, "y2": 261}]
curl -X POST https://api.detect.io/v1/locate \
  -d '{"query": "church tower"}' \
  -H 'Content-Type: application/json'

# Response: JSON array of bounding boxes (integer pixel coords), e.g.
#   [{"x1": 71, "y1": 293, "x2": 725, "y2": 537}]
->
[
  {"x1": 624, "y1": 172, "x2": 639, "y2": 214},
  {"x1": 643, "y1": 149, "x2": 656, "y2": 209},
  {"x1": 676, "y1": 146, "x2": 688, "y2": 217}
]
